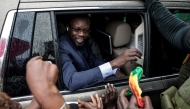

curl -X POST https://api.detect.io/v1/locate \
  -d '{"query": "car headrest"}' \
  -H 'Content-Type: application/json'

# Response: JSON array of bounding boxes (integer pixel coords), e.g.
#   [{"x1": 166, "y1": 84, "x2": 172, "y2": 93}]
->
[{"x1": 105, "y1": 20, "x2": 131, "y2": 48}]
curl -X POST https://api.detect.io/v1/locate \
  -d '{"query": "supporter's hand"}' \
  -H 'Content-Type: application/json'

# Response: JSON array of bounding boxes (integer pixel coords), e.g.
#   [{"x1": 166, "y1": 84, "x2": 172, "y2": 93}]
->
[
  {"x1": 128, "y1": 95, "x2": 153, "y2": 109},
  {"x1": 110, "y1": 48, "x2": 142, "y2": 69},
  {"x1": 26, "y1": 56, "x2": 64, "y2": 109},
  {"x1": 102, "y1": 83, "x2": 118, "y2": 109},
  {"x1": 78, "y1": 94, "x2": 103, "y2": 109},
  {"x1": 0, "y1": 92, "x2": 22, "y2": 109},
  {"x1": 117, "y1": 88, "x2": 129, "y2": 109},
  {"x1": 27, "y1": 98, "x2": 41, "y2": 109},
  {"x1": 8, "y1": 100, "x2": 22, "y2": 109},
  {"x1": 26, "y1": 56, "x2": 58, "y2": 91},
  {"x1": 117, "y1": 88, "x2": 154, "y2": 109}
]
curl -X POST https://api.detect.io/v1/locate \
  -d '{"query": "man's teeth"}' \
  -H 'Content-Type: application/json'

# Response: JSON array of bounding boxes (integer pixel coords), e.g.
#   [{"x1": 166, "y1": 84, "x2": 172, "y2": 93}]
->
[{"x1": 77, "y1": 39, "x2": 83, "y2": 43}]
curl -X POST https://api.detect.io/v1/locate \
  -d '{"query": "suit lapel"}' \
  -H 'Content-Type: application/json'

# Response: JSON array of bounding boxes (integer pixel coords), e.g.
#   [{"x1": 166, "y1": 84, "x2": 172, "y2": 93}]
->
[{"x1": 65, "y1": 34, "x2": 90, "y2": 69}]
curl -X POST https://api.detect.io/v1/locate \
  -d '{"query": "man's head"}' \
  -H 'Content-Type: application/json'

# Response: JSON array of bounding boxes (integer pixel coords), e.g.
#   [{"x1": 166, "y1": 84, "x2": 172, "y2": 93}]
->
[
  {"x1": 127, "y1": 13, "x2": 141, "y2": 33},
  {"x1": 67, "y1": 14, "x2": 91, "y2": 48}
]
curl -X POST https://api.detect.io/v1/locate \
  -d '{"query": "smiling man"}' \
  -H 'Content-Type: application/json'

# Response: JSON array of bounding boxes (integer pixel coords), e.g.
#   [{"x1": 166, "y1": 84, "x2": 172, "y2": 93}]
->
[{"x1": 59, "y1": 14, "x2": 142, "y2": 91}]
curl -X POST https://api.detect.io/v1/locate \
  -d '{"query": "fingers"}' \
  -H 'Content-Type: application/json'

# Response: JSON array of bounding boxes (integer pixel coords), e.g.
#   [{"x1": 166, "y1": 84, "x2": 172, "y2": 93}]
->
[
  {"x1": 119, "y1": 88, "x2": 129, "y2": 97},
  {"x1": 2, "y1": 100, "x2": 22, "y2": 109},
  {"x1": 26, "y1": 56, "x2": 43, "y2": 68},
  {"x1": 95, "y1": 94, "x2": 103, "y2": 109},
  {"x1": 132, "y1": 48, "x2": 142, "y2": 56},
  {"x1": 0, "y1": 92, "x2": 10, "y2": 100},
  {"x1": 128, "y1": 95, "x2": 153, "y2": 109},
  {"x1": 118, "y1": 88, "x2": 129, "y2": 109},
  {"x1": 105, "y1": 83, "x2": 118, "y2": 98},
  {"x1": 100, "y1": 98, "x2": 103, "y2": 109},
  {"x1": 117, "y1": 98, "x2": 122, "y2": 109},
  {"x1": 90, "y1": 95, "x2": 97, "y2": 105},
  {"x1": 95, "y1": 94, "x2": 100, "y2": 108},
  {"x1": 127, "y1": 48, "x2": 142, "y2": 59},
  {"x1": 29, "y1": 56, "x2": 42, "y2": 61},
  {"x1": 128, "y1": 95, "x2": 138, "y2": 108},
  {"x1": 11, "y1": 100, "x2": 22, "y2": 109},
  {"x1": 105, "y1": 83, "x2": 111, "y2": 96},
  {"x1": 78, "y1": 99, "x2": 89, "y2": 108},
  {"x1": 143, "y1": 96, "x2": 154, "y2": 109},
  {"x1": 78, "y1": 94, "x2": 103, "y2": 109}
]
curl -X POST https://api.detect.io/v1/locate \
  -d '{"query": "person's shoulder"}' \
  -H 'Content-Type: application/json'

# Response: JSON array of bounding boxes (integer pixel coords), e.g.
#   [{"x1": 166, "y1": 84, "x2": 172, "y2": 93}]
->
[
  {"x1": 59, "y1": 32, "x2": 69, "y2": 42},
  {"x1": 85, "y1": 36, "x2": 94, "y2": 46}
]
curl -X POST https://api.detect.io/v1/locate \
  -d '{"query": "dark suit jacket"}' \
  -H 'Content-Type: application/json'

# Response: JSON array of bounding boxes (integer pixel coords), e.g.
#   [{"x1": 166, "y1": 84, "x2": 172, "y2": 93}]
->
[{"x1": 59, "y1": 32, "x2": 104, "y2": 91}]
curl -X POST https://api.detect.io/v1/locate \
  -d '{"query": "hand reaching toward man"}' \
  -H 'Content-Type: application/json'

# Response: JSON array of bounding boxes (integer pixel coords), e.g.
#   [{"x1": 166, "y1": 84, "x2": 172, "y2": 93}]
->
[
  {"x1": 0, "y1": 92, "x2": 22, "y2": 109},
  {"x1": 78, "y1": 94, "x2": 103, "y2": 109},
  {"x1": 117, "y1": 88, "x2": 154, "y2": 109},
  {"x1": 26, "y1": 56, "x2": 65, "y2": 109},
  {"x1": 102, "y1": 83, "x2": 118, "y2": 109}
]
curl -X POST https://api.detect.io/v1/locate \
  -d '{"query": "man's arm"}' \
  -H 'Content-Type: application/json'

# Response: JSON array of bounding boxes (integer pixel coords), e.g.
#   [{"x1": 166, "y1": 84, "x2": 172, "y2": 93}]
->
[
  {"x1": 61, "y1": 48, "x2": 141, "y2": 91},
  {"x1": 61, "y1": 53, "x2": 104, "y2": 91},
  {"x1": 145, "y1": 0, "x2": 190, "y2": 53}
]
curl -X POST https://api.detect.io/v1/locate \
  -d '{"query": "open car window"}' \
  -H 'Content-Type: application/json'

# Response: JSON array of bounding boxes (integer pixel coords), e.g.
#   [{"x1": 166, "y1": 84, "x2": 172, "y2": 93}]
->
[
  {"x1": 4, "y1": 9, "x2": 151, "y2": 95},
  {"x1": 56, "y1": 11, "x2": 148, "y2": 90}
]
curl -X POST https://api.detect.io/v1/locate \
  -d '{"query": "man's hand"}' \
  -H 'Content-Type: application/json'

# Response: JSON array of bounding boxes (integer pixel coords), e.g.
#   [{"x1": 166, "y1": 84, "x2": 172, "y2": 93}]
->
[
  {"x1": 110, "y1": 48, "x2": 142, "y2": 69},
  {"x1": 78, "y1": 94, "x2": 103, "y2": 109},
  {"x1": 102, "y1": 83, "x2": 118, "y2": 109},
  {"x1": 26, "y1": 56, "x2": 64, "y2": 109}
]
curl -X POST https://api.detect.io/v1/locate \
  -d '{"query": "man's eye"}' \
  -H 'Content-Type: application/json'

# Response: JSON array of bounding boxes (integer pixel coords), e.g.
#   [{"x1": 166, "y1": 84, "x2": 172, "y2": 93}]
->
[
  {"x1": 74, "y1": 29, "x2": 80, "y2": 32},
  {"x1": 84, "y1": 30, "x2": 90, "y2": 33}
]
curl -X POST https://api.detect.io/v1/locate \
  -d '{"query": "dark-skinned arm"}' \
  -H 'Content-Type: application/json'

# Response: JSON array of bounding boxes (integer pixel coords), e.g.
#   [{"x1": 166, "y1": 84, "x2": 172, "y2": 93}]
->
[{"x1": 145, "y1": 0, "x2": 190, "y2": 53}]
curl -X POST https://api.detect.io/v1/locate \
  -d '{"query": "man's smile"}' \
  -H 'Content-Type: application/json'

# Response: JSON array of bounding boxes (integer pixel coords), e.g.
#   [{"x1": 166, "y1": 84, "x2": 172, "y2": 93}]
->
[{"x1": 76, "y1": 38, "x2": 84, "y2": 44}]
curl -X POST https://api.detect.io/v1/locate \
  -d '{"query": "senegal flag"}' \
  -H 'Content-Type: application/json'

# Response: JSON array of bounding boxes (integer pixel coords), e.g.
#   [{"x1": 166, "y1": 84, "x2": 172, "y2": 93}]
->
[{"x1": 129, "y1": 67, "x2": 144, "y2": 107}]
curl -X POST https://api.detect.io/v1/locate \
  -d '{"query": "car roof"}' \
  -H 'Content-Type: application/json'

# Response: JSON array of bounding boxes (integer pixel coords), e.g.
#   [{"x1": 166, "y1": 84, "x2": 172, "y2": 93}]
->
[{"x1": 18, "y1": 0, "x2": 144, "y2": 9}]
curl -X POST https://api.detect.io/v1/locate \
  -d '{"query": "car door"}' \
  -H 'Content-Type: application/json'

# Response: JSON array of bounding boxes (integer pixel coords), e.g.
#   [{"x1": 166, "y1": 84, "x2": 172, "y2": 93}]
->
[{"x1": 1, "y1": 11, "x2": 62, "y2": 97}]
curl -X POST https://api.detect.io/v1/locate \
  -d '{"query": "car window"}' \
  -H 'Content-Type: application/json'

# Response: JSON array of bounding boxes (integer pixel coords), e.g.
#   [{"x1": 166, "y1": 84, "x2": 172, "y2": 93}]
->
[
  {"x1": 4, "y1": 12, "x2": 59, "y2": 97},
  {"x1": 56, "y1": 11, "x2": 147, "y2": 89}
]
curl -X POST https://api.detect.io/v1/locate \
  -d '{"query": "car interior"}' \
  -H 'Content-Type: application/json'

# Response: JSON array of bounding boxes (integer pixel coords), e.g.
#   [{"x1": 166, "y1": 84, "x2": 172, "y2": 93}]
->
[
  {"x1": 56, "y1": 10, "x2": 187, "y2": 89},
  {"x1": 56, "y1": 12, "x2": 145, "y2": 78}
]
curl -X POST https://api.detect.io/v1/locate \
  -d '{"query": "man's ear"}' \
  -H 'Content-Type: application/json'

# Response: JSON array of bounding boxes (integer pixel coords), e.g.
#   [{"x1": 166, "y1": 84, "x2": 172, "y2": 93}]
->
[{"x1": 66, "y1": 25, "x2": 69, "y2": 31}]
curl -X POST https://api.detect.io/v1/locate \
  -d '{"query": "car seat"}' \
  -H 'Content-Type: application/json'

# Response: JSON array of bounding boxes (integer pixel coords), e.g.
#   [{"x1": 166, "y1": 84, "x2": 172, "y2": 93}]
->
[
  {"x1": 105, "y1": 20, "x2": 136, "y2": 75},
  {"x1": 134, "y1": 14, "x2": 144, "y2": 67}
]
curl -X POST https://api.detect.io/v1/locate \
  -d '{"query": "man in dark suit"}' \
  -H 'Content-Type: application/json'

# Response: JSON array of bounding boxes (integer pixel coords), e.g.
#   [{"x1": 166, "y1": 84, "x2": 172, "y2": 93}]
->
[{"x1": 59, "y1": 14, "x2": 142, "y2": 91}]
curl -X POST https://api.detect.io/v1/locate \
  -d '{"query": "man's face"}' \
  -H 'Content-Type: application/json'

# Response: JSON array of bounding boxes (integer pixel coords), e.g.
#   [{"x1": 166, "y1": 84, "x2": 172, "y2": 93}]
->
[{"x1": 68, "y1": 17, "x2": 90, "y2": 48}]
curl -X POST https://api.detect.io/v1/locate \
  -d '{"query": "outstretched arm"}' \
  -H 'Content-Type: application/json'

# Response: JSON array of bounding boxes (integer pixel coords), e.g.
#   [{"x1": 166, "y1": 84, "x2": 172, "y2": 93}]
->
[
  {"x1": 26, "y1": 56, "x2": 65, "y2": 109},
  {"x1": 145, "y1": 0, "x2": 190, "y2": 53}
]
